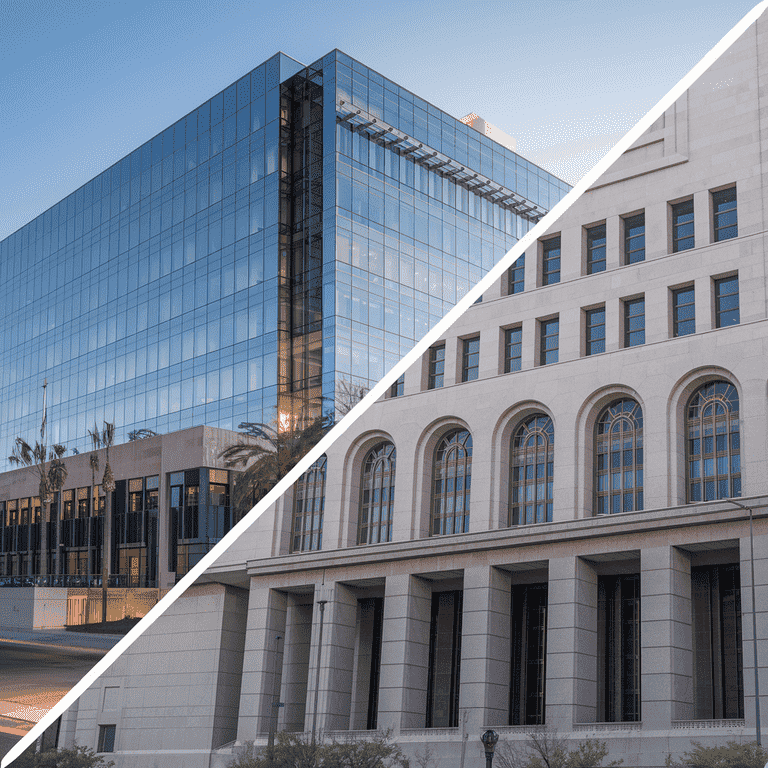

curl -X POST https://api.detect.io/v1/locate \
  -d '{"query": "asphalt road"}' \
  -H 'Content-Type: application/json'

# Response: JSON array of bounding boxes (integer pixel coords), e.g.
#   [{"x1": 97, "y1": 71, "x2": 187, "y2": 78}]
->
[
  {"x1": 0, "y1": 731, "x2": 24, "y2": 763},
  {"x1": 0, "y1": 641, "x2": 105, "y2": 761}
]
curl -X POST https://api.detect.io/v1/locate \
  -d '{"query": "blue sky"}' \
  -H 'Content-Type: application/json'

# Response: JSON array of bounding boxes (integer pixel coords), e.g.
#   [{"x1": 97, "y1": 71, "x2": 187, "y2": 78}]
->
[{"x1": 0, "y1": 0, "x2": 759, "y2": 242}]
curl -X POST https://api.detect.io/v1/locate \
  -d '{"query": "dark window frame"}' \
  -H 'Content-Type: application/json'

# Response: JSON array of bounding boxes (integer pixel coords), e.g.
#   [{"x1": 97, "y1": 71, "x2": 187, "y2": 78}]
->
[
  {"x1": 542, "y1": 237, "x2": 561, "y2": 286},
  {"x1": 623, "y1": 212, "x2": 645, "y2": 264},
  {"x1": 586, "y1": 223, "x2": 607, "y2": 274},
  {"x1": 539, "y1": 317, "x2": 559, "y2": 366},
  {"x1": 461, "y1": 336, "x2": 480, "y2": 382},
  {"x1": 98, "y1": 724, "x2": 116, "y2": 753},
  {"x1": 428, "y1": 344, "x2": 445, "y2": 389},
  {"x1": 504, "y1": 326, "x2": 523, "y2": 373},
  {"x1": 594, "y1": 399, "x2": 644, "y2": 515},
  {"x1": 431, "y1": 429, "x2": 472, "y2": 536},
  {"x1": 686, "y1": 381, "x2": 740, "y2": 503},
  {"x1": 672, "y1": 286, "x2": 696, "y2": 337},
  {"x1": 714, "y1": 274, "x2": 740, "y2": 328},
  {"x1": 585, "y1": 306, "x2": 606, "y2": 356},
  {"x1": 507, "y1": 254, "x2": 525, "y2": 295},
  {"x1": 623, "y1": 297, "x2": 645, "y2": 347},
  {"x1": 509, "y1": 414, "x2": 555, "y2": 526},
  {"x1": 291, "y1": 455, "x2": 326, "y2": 553},
  {"x1": 358, "y1": 443, "x2": 396, "y2": 546},
  {"x1": 672, "y1": 198, "x2": 695, "y2": 252},
  {"x1": 712, "y1": 186, "x2": 737, "y2": 242}
]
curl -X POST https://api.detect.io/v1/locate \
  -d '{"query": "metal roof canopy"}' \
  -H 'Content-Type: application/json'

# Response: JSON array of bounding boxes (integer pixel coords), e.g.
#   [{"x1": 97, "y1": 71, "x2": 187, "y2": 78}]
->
[{"x1": 337, "y1": 100, "x2": 546, "y2": 223}]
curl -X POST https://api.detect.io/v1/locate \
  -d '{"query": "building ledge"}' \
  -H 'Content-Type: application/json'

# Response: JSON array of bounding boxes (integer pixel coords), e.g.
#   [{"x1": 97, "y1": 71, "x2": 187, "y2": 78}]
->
[{"x1": 222, "y1": 496, "x2": 768, "y2": 580}]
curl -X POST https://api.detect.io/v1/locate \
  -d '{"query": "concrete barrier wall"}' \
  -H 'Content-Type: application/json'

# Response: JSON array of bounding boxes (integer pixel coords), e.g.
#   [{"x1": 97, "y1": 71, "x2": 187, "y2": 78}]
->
[
  {"x1": 66, "y1": 587, "x2": 171, "y2": 624},
  {"x1": 0, "y1": 587, "x2": 68, "y2": 629},
  {"x1": 0, "y1": 586, "x2": 170, "y2": 629}
]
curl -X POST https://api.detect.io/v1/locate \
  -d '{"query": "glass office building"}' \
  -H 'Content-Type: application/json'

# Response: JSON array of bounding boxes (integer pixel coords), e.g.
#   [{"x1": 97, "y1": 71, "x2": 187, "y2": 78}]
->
[{"x1": 0, "y1": 50, "x2": 568, "y2": 471}]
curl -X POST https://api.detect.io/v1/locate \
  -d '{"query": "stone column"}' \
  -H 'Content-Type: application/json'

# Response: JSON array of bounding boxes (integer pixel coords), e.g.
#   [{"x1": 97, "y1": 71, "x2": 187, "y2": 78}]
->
[
  {"x1": 693, "y1": 190, "x2": 710, "y2": 250},
  {"x1": 641, "y1": 546, "x2": 693, "y2": 729},
  {"x1": 605, "y1": 215, "x2": 621, "y2": 271},
  {"x1": 459, "y1": 565, "x2": 511, "y2": 732},
  {"x1": 237, "y1": 581, "x2": 287, "y2": 741},
  {"x1": 377, "y1": 574, "x2": 432, "y2": 731},
  {"x1": 279, "y1": 593, "x2": 314, "y2": 732},
  {"x1": 546, "y1": 556, "x2": 598, "y2": 726},
  {"x1": 304, "y1": 582, "x2": 359, "y2": 733},
  {"x1": 740, "y1": 531, "x2": 768, "y2": 732}
]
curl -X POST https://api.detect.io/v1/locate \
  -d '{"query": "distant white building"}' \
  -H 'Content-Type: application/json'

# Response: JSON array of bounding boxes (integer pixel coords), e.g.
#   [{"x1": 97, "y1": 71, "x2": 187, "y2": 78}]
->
[
  {"x1": 461, "y1": 113, "x2": 518, "y2": 152},
  {"x1": 56, "y1": 13, "x2": 768, "y2": 768}
]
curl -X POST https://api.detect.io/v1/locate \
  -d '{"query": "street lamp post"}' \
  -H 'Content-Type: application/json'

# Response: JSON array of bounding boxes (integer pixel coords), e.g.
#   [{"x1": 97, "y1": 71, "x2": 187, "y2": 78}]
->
[
  {"x1": 267, "y1": 633, "x2": 283, "y2": 752},
  {"x1": 311, "y1": 599, "x2": 328, "y2": 743},
  {"x1": 481, "y1": 730, "x2": 499, "y2": 768}
]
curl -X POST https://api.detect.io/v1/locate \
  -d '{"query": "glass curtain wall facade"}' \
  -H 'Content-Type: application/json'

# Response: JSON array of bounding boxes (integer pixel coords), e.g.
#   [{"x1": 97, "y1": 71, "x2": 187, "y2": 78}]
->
[
  {"x1": 0, "y1": 49, "x2": 566, "y2": 582},
  {"x1": 0, "y1": 49, "x2": 567, "y2": 471},
  {"x1": 0, "y1": 52, "x2": 307, "y2": 468}
]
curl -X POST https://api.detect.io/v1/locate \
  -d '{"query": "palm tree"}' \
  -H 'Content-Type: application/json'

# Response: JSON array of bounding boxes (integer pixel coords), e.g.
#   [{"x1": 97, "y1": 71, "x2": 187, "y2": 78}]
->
[
  {"x1": 88, "y1": 452, "x2": 99, "y2": 584},
  {"x1": 8, "y1": 439, "x2": 67, "y2": 579},
  {"x1": 89, "y1": 422, "x2": 115, "y2": 622},
  {"x1": 219, "y1": 412, "x2": 332, "y2": 522}
]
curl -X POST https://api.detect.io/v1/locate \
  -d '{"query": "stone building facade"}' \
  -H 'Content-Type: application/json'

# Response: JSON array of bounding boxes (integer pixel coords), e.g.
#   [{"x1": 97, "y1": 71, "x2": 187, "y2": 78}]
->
[{"x1": 55, "y1": 13, "x2": 768, "y2": 768}]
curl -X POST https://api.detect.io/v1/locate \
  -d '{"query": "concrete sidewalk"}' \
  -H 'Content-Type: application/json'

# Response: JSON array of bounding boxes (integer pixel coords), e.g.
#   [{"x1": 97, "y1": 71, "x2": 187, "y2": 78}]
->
[{"x1": 0, "y1": 628, "x2": 123, "y2": 652}]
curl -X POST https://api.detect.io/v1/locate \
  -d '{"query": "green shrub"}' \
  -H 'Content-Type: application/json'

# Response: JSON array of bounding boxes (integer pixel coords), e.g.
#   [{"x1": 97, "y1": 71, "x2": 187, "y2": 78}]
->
[{"x1": 666, "y1": 740, "x2": 768, "y2": 768}]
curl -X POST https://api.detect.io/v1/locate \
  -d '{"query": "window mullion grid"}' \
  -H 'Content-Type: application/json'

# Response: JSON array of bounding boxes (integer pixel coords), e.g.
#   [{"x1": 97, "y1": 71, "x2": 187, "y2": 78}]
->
[{"x1": 687, "y1": 387, "x2": 740, "y2": 502}]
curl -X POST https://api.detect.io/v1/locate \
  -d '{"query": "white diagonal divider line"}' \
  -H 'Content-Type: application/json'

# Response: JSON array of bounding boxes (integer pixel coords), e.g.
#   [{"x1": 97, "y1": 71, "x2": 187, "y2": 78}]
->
[{"x1": 4, "y1": 2, "x2": 768, "y2": 763}]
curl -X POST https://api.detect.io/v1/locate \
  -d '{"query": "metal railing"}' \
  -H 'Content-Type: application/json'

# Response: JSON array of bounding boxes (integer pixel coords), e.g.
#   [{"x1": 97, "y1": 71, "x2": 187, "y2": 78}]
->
[{"x1": 0, "y1": 574, "x2": 157, "y2": 588}]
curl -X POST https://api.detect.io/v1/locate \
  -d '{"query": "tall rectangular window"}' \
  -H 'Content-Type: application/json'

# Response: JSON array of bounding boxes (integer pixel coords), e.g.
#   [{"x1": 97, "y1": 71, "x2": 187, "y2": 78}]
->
[
  {"x1": 714, "y1": 275, "x2": 739, "y2": 328},
  {"x1": 510, "y1": 583, "x2": 548, "y2": 725},
  {"x1": 98, "y1": 724, "x2": 116, "y2": 753},
  {"x1": 691, "y1": 564, "x2": 744, "y2": 720},
  {"x1": 586, "y1": 223, "x2": 606, "y2": 274},
  {"x1": 712, "y1": 187, "x2": 737, "y2": 242},
  {"x1": 461, "y1": 336, "x2": 480, "y2": 382},
  {"x1": 504, "y1": 326, "x2": 523, "y2": 373},
  {"x1": 428, "y1": 344, "x2": 445, "y2": 389},
  {"x1": 597, "y1": 574, "x2": 641, "y2": 723},
  {"x1": 623, "y1": 297, "x2": 645, "y2": 347},
  {"x1": 426, "y1": 590, "x2": 463, "y2": 728},
  {"x1": 672, "y1": 199, "x2": 695, "y2": 252},
  {"x1": 507, "y1": 254, "x2": 525, "y2": 295},
  {"x1": 540, "y1": 318, "x2": 559, "y2": 366},
  {"x1": 542, "y1": 237, "x2": 560, "y2": 286},
  {"x1": 357, "y1": 597, "x2": 384, "y2": 730},
  {"x1": 390, "y1": 375, "x2": 404, "y2": 398},
  {"x1": 623, "y1": 212, "x2": 645, "y2": 264},
  {"x1": 585, "y1": 307, "x2": 606, "y2": 355},
  {"x1": 672, "y1": 286, "x2": 695, "y2": 337}
]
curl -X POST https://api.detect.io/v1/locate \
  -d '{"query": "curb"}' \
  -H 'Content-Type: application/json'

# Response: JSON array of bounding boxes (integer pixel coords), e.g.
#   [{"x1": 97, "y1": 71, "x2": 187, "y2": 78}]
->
[{"x1": 0, "y1": 631, "x2": 122, "y2": 652}]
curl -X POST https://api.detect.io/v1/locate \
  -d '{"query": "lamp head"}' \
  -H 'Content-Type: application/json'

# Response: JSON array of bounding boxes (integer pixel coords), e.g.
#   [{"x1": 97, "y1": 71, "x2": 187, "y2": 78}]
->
[{"x1": 481, "y1": 730, "x2": 499, "y2": 753}]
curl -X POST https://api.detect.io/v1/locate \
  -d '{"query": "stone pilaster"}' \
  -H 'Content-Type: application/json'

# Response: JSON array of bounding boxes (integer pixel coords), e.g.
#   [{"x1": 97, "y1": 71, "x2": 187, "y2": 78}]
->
[
  {"x1": 459, "y1": 565, "x2": 511, "y2": 731},
  {"x1": 278, "y1": 593, "x2": 314, "y2": 732},
  {"x1": 740, "y1": 531, "x2": 768, "y2": 732},
  {"x1": 546, "y1": 556, "x2": 598, "y2": 726},
  {"x1": 237, "y1": 581, "x2": 287, "y2": 741},
  {"x1": 377, "y1": 574, "x2": 432, "y2": 731},
  {"x1": 304, "y1": 582, "x2": 359, "y2": 733},
  {"x1": 641, "y1": 546, "x2": 693, "y2": 729}
]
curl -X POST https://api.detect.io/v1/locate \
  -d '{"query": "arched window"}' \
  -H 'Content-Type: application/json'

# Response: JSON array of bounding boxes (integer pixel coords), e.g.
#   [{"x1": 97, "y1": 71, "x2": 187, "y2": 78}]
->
[
  {"x1": 358, "y1": 442, "x2": 396, "y2": 545},
  {"x1": 431, "y1": 429, "x2": 472, "y2": 536},
  {"x1": 291, "y1": 455, "x2": 326, "y2": 553},
  {"x1": 510, "y1": 414, "x2": 554, "y2": 525},
  {"x1": 687, "y1": 381, "x2": 740, "y2": 502},
  {"x1": 595, "y1": 399, "x2": 643, "y2": 515}
]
